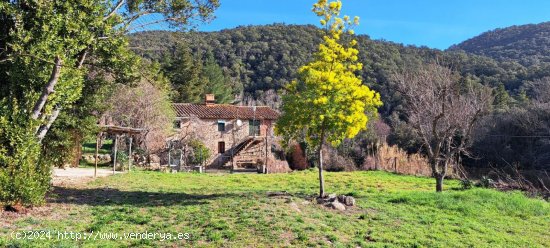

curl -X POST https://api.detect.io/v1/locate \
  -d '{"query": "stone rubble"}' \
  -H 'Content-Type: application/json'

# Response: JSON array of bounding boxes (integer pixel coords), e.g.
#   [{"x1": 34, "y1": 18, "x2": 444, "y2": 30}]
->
[{"x1": 316, "y1": 194, "x2": 356, "y2": 211}]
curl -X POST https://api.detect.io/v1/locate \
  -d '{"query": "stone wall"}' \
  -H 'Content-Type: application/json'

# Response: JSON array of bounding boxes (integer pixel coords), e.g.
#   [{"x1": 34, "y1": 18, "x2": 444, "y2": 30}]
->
[{"x1": 174, "y1": 117, "x2": 279, "y2": 168}]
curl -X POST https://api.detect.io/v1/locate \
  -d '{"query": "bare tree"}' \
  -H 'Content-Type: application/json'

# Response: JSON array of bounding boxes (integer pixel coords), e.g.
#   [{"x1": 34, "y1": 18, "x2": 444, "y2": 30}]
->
[
  {"x1": 525, "y1": 76, "x2": 550, "y2": 104},
  {"x1": 393, "y1": 63, "x2": 492, "y2": 192},
  {"x1": 105, "y1": 80, "x2": 175, "y2": 154}
]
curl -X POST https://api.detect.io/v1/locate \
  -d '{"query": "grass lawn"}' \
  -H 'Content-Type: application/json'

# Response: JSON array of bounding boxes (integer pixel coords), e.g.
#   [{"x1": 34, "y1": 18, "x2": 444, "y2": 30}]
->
[
  {"x1": 82, "y1": 139, "x2": 113, "y2": 155},
  {"x1": 1, "y1": 170, "x2": 549, "y2": 247}
]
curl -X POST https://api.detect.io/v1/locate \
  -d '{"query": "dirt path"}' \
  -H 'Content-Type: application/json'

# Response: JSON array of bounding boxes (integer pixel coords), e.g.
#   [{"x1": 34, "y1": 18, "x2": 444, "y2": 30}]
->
[{"x1": 52, "y1": 168, "x2": 121, "y2": 187}]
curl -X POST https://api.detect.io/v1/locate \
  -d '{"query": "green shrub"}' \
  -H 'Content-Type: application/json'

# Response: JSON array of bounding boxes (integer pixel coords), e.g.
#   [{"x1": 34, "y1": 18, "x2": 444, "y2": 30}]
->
[
  {"x1": 189, "y1": 139, "x2": 210, "y2": 165},
  {"x1": 0, "y1": 103, "x2": 51, "y2": 206},
  {"x1": 477, "y1": 176, "x2": 495, "y2": 188},
  {"x1": 114, "y1": 151, "x2": 129, "y2": 170},
  {"x1": 461, "y1": 179, "x2": 474, "y2": 189}
]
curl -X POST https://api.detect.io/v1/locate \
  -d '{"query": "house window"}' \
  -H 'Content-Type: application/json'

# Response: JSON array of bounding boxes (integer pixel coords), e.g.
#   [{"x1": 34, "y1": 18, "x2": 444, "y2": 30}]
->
[
  {"x1": 218, "y1": 141, "x2": 225, "y2": 154},
  {"x1": 249, "y1": 120, "x2": 260, "y2": 136},
  {"x1": 217, "y1": 122, "x2": 225, "y2": 132},
  {"x1": 173, "y1": 120, "x2": 181, "y2": 129}
]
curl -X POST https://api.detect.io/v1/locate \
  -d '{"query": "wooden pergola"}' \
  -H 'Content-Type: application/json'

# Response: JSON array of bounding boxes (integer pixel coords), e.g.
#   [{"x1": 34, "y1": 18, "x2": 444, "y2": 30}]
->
[{"x1": 95, "y1": 125, "x2": 146, "y2": 177}]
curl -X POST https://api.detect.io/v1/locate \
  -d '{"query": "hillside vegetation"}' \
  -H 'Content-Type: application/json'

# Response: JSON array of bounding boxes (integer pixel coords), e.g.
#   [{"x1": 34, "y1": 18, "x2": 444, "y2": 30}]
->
[
  {"x1": 129, "y1": 25, "x2": 550, "y2": 173},
  {"x1": 450, "y1": 21, "x2": 550, "y2": 66},
  {"x1": 129, "y1": 24, "x2": 531, "y2": 105},
  {"x1": 1, "y1": 170, "x2": 549, "y2": 247}
]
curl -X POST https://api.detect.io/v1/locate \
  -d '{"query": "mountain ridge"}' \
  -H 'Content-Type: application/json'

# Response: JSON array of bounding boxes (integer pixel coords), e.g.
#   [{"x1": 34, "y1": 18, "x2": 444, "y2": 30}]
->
[{"x1": 449, "y1": 21, "x2": 550, "y2": 66}]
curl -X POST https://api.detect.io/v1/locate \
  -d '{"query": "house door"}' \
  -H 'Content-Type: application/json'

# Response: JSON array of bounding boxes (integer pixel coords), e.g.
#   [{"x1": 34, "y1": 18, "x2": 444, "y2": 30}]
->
[
  {"x1": 218, "y1": 141, "x2": 225, "y2": 154},
  {"x1": 249, "y1": 120, "x2": 260, "y2": 136}
]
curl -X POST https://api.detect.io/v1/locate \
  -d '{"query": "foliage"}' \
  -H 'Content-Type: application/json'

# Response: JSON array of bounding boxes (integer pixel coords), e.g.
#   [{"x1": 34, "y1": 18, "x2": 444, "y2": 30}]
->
[
  {"x1": 287, "y1": 143, "x2": 309, "y2": 170},
  {"x1": 478, "y1": 176, "x2": 495, "y2": 188},
  {"x1": 276, "y1": 1, "x2": 381, "y2": 148},
  {"x1": 1, "y1": 170, "x2": 549, "y2": 247},
  {"x1": 105, "y1": 64, "x2": 176, "y2": 154},
  {"x1": 114, "y1": 151, "x2": 129, "y2": 169},
  {"x1": 0, "y1": 102, "x2": 49, "y2": 206},
  {"x1": 129, "y1": 25, "x2": 532, "y2": 106},
  {"x1": 41, "y1": 74, "x2": 113, "y2": 168},
  {"x1": 450, "y1": 22, "x2": 550, "y2": 67},
  {"x1": 162, "y1": 44, "x2": 234, "y2": 103},
  {"x1": 201, "y1": 52, "x2": 234, "y2": 104},
  {"x1": 493, "y1": 83, "x2": 511, "y2": 111},
  {"x1": 129, "y1": 24, "x2": 550, "y2": 173},
  {"x1": 130, "y1": 25, "x2": 321, "y2": 99},
  {"x1": 336, "y1": 119, "x2": 389, "y2": 166},
  {"x1": 470, "y1": 103, "x2": 550, "y2": 170},
  {"x1": 276, "y1": 0, "x2": 381, "y2": 197},
  {"x1": 188, "y1": 139, "x2": 210, "y2": 165},
  {"x1": 0, "y1": 0, "x2": 219, "y2": 206},
  {"x1": 460, "y1": 179, "x2": 474, "y2": 190},
  {"x1": 163, "y1": 41, "x2": 206, "y2": 103},
  {"x1": 393, "y1": 63, "x2": 492, "y2": 191}
]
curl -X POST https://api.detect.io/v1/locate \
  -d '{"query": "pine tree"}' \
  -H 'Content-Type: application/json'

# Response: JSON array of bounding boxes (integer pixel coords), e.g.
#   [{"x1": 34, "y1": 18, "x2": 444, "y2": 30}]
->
[
  {"x1": 202, "y1": 52, "x2": 234, "y2": 103},
  {"x1": 493, "y1": 83, "x2": 511, "y2": 111},
  {"x1": 515, "y1": 88, "x2": 530, "y2": 107},
  {"x1": 164, "y1": 43, "x2": 205, "y2": 103}
]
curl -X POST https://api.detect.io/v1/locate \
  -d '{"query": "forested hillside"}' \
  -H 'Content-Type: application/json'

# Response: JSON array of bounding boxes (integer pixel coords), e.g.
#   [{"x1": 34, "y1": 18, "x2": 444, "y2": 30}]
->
[
  {"x1": 450, "y1": 22, "x2": 550, "y2": 67},
  {"x1": 129, "y1": 24, "x2": 529, "y2": 111},
  {"x1": 129, "y1": 24, "x2": 550, "y2": 171}
]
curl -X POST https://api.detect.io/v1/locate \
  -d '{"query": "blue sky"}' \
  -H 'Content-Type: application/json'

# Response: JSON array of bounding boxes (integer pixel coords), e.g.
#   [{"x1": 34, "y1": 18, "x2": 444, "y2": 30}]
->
[{"x1": 196, "y1": 0, "x2": 550, "y2": 50}]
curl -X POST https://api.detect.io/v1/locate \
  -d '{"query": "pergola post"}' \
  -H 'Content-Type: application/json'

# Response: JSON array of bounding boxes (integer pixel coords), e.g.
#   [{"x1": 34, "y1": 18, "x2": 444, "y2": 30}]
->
[
  {"x1": 113, "y1": 134, "x2": 118, "y2": 175},
  {"x1": 94, "y1": 135, "x2": 99, "y2": 178},
  {"x1": 98, "y1": 125, "x2": 145, "y2": 175},
  {"x1": 168, "y1": 142, "x2": 171, "y2": 170},
  {"x1": 179, "y1": 148, "x2": 183, "y2": 172},
  {"x1": 128, "y1": 136, "x2": 133, "y2": 173}
]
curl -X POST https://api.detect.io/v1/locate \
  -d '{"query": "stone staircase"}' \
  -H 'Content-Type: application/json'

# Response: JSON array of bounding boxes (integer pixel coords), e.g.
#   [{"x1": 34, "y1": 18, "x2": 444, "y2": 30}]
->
[{"x1": 223, "y1": 136, "x2": 267, "y2": 169}]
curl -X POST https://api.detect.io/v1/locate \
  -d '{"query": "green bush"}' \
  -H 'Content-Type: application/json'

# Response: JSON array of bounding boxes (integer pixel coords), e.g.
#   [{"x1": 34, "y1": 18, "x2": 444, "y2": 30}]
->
[
  {"x1": 114, "y1": 151, "x2": 129, "y2": 171},
  {"x1": 477, "y1": 176, "x2": 495, "y2": 188},
  {"x1": 189, "y1": 139, "x2": 210, "y2": 165},
  {"x1": 0, "y1": 104, "x2": 51, "y2": 206},
  {"x1": 460, "y1": 179, "x2": 474, "y2": 189}
]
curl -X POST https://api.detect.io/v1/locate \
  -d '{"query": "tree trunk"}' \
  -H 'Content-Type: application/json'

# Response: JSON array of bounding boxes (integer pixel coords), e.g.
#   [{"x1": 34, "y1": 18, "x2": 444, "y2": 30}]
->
[
  {"x1": 374, "y1": 142, "x2": 380, "y2": 170},
  {"x1": 36, "y1": 105, "x2": 61, "y2": 141},
  {"x1": 435, "y1": 174, "x2": 444, "y2": 192},
  {"x1": 317, "y1": 127, "x2": 326, "y2": 198},
  {"x1": 70, "y1": 130, "x2": 83, "y2": 167},
  {"x1": 34, "y1": 50, "x2": 87, "y2": 140},
  {"x1": 318, "y1": 143, "x2": 325, "y2": 198},
  {"x1": 31, "y1": 57, "x2": 62, "y2": 120}
]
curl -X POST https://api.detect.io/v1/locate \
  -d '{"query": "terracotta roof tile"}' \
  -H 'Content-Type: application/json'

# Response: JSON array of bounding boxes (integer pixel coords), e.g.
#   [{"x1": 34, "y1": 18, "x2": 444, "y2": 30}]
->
[{"x1": 173, "y1": 103, "x2": 279, "y2": 120}]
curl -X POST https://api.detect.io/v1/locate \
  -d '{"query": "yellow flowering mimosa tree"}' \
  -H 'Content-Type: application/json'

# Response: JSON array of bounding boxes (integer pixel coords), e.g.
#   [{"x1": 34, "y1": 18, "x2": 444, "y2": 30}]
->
[{"x1": 276, "y1": 0, "x2": 382, "y2": 198}]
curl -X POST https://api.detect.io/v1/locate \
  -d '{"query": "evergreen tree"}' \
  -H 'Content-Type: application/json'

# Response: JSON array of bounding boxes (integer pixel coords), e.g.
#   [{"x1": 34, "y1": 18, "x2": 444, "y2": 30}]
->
[
  {"x1": 515, "y1": 88, "x2": 530, "y2": 106},
  {"x1": 164, "y1": 43, "x2": 205, "y2": 103},
  {"x1": 201, "y1": 52, "x2": 234, "y2": 104},
  {"x1": 493, "y1": 83, "x2": 511, "y2": 111}
]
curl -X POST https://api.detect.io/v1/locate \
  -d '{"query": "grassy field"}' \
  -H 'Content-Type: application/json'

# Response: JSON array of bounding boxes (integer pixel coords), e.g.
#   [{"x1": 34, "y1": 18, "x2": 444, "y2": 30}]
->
[{"x1": 1, "y1": 170, "x2": 549, "y2": 247}]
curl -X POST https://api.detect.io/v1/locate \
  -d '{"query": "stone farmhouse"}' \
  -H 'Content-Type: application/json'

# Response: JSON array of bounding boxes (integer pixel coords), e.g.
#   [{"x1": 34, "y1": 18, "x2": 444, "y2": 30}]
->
[{"x1": 170, "y1": 94, "x2": 290, "y2": 173}]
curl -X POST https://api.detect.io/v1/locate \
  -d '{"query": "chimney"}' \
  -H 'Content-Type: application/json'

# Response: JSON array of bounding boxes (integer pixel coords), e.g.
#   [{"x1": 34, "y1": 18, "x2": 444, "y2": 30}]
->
[{"x1": 205, "y1": 94, "x2": 215, "y2": 105}]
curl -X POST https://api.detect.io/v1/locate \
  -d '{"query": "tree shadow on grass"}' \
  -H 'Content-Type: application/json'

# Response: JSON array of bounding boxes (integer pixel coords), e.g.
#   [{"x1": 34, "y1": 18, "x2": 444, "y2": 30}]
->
[{"x1": 48, "y1": 186, "x2": 241, "y2": 207}]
